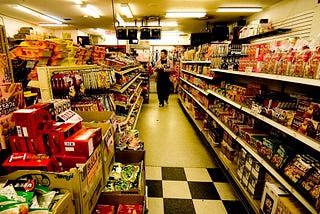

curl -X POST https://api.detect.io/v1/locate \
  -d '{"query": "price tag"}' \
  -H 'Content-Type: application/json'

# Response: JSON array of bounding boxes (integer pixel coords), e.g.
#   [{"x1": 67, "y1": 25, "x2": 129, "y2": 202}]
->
[{"x1": 245, "y1": 67, "x2": 253, "y2": 72}]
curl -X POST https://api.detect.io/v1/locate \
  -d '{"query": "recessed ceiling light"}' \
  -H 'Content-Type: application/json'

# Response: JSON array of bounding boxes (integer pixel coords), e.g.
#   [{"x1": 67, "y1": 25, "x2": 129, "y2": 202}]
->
[
  {"x1": 216, "y1": 7, "x2": 262, "y2": 12},
  {"x1": 165, "y1": 12, "x2": 206, "y2": 18}
]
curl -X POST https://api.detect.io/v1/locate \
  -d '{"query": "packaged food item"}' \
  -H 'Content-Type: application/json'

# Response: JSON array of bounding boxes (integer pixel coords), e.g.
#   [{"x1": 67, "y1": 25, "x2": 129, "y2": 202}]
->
[
  {"x1": 94, "y1": 204, "x2": 115, "y2": 214},
  {"x1": 283, "y1": 155, "x2": 313, "y2": 183},
  {"x1": 260, "y1": 137, "x2": 281, "y2": 160},
  {"x1": 270, "y1": 145, "x2": 292, "y2": 170},
  {"x1": 116, "y1": 204, "x2": 143, "y2": 214},
  {"x1": 305, "y1": 47, "x2": 320, "y2": 79}
]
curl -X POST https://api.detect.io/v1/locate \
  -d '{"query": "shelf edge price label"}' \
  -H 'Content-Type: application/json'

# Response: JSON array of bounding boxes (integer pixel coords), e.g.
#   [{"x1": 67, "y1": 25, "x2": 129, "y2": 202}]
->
[{"x1": 245, "y1": 67, "x2": 253, "y2": 73}]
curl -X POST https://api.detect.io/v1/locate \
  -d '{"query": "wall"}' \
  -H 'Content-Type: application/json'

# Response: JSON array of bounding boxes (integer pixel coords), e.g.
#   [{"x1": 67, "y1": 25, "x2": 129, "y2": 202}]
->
[
  {"x1": 0, "y1": 15, "x2": 52, "y2": 37},
  {"x1": 248, "y1": 0, "x2": 320, "y2": 37}
]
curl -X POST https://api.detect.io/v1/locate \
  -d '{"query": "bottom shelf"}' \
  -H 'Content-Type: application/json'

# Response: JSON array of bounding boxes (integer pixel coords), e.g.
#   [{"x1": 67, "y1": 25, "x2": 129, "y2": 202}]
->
[
  {"x1": 203, "y1": 131, "x2": 261, "y2": 213},
  {"x1": 178, "y1": 97, "x2": 260, "y2": 213}
]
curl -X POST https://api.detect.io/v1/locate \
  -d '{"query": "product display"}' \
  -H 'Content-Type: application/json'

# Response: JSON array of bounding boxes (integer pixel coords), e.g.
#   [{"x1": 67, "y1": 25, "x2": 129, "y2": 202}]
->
[{"x1": 1, "y1": 2, "x2": 320, "y2": 213}]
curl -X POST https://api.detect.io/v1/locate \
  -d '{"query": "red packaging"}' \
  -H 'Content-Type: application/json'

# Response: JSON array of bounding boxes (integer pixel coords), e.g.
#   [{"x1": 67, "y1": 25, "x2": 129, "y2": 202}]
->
[
  {"x1": 26, "y1": 134, "x2": 50, "y2": 154},
  {"x1": 116, "y1": 204, "x2": 143, "y2": 214},
  {"x1": 94, "y1": 205, "x2": 115, "y2": 214},
  {"x1": 2, "y1": 153, "x2": 60, "y2": 173},
  {"x1": 27, "y1": 102, "x2": 56, "y2": 120},
  {"x1": 0, "y1": 83, "x2": 25, "y2": 149},
  {"x1": 48, "y1": 122, "x2": 82, "y2": 155},
  {"x1": 9, "y1": 136, "x2": 28, "y2": 153},
  {"x1": 63, "y1": 127, "x2": 101, "y2": 157},
  {"x1": 54, "y1": 154, "x2": 87, "y2": 171},
  {"x1": 13, "y1": 107, "x2": 54, "y2": 138}
]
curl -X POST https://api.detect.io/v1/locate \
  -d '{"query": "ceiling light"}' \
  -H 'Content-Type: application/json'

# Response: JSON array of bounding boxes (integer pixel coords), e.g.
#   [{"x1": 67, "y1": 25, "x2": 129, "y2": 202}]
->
[
  {"x1": 162, "y1": 31, "x2": 184, "y2": 35},
  {"x1": 116, "y1": 12, "x2": 125, "y2": 26},
  {"x1": 13, "y1": 5, "x2": 62, "y2": 24},
  {"x1": 120, "y1": 3, "x2": 133, "y2": 18},
  {"x1": 73, "y1": 0, "x2": 83, "y2": 5},
  {"x1": 80, "y1": 4, "x2": 100, "y2": 18},
  {"x1": 93, "y1": 28, "x2": 106, "y2": 35},
  {"x1": 39, "y1": 23, "x2": 68, "y2": 27},
  {"x1": 216, "y1": 7, "x2": 262, "y2": 12},
  {"x1": 165, "y1": 12, "x2": 206, "y2": 18}
]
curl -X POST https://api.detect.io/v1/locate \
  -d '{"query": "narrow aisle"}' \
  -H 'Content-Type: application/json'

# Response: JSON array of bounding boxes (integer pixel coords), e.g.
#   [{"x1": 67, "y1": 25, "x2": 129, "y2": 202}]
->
[{"x1": 136, "y1": 91, "x2": 247, "y2": 214}]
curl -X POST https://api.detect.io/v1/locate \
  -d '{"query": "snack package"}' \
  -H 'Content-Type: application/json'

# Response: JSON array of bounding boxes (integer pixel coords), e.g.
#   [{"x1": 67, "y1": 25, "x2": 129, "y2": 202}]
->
[
  {"x1": 116, "y1": 204, "x2": 143, "y2": 214},
  {"x1": 94, "y1": 204, "x2": 115, "y2": 214},
  {"x1": 283, "y1": 155, "x2": 313, "y2": 183}
]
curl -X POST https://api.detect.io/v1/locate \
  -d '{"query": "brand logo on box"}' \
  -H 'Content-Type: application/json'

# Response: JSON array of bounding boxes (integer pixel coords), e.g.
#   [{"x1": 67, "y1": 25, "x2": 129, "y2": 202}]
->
[{"x1": 54, "y1": 173, "x2": 74, "y2": 181}]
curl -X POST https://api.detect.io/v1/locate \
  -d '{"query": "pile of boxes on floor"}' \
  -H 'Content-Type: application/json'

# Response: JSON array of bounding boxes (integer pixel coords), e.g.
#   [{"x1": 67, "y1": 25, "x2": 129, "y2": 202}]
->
[{"x1": 0, "y1": 99, "x2": 144, "y2": 213}]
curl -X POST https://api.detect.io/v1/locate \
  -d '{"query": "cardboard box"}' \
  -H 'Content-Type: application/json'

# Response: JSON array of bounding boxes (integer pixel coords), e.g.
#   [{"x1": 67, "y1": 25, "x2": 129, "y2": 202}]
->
[
  {"x1": 260, "y1": 182, "x2": 290, "y2": 214},
  {"x1": 98, "y1": 194, "x2": 145, "y2": 214},
  {"x1": 51, "y1": 190, "x2": 75, "y2": 214},
  {"x1": 48, "y1": 122, "x2": 82, "y2": 155},
  {"x1": 63, "y1": 127, "x2": 101, "y2": 158},
  {"x1": 76, "y1": 110, "x2": 117, "y2": 134},
  {"x1": 2, "y1": 153, "x2": 60, "y2": 173},
  {"x1": 101, "y1": 150, "x2": 145, "y2": 196},
  {"x1": 9, "y1": 136, "x2": 28, "y2": 153},
  {"x1": 26, "y1": 134, "x2": 51, "y2": 154},
  {"x1": 0, "y1": 143, "x2": 104, "y2": 214},
  {"x1": 13, "y1": 108, "x2": 53, "y2": 138},
  {"x1": 82, "y1": 122, "x2": 115, "y2": 185}
]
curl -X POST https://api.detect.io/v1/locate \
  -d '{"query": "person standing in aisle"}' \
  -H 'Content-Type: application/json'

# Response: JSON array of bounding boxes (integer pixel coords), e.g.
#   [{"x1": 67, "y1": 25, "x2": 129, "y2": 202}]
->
[{"x1": 155, "y1": 49, "x2": 174, "y2": 107}]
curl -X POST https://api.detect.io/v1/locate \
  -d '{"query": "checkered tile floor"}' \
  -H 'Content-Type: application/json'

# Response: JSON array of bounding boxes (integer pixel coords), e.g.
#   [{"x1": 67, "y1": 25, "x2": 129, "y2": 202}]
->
[{"x1": 146, "y1": 166, "x2": 247, "y2": 214}]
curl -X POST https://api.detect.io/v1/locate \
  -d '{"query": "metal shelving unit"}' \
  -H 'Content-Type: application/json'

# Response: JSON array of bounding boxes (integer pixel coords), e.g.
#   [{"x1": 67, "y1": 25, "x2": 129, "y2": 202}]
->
[{"x1": 179, "y1": 58, "x2": 320, "y2": 213}]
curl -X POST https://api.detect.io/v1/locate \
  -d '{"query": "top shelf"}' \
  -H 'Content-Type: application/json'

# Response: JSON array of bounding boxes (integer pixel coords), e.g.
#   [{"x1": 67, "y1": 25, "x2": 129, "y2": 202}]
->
[
  {"x1": 211, "y1": 69, "x2": 320, "y2": 87},
  {"x1": 239, "y1": 28, "x2": 291, "y2": 41},
  {"x1": 114, "y1": 66, "x2": 140, "y2": 75},
  {"x1": 181, "y1": 61, "x2": 211, "y2": 64}
]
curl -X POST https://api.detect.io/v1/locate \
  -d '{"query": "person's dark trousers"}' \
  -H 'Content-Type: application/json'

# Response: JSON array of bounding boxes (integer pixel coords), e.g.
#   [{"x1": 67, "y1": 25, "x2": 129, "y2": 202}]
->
[{"x1": 157, "y1": 81, "x2": 165, "y2": 105}]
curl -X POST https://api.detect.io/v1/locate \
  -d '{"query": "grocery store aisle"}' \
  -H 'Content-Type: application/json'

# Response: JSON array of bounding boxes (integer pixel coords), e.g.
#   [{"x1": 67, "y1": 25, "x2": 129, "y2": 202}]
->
[{"x1": 136, "y1": 92, "x2": 247, "y2": 214}]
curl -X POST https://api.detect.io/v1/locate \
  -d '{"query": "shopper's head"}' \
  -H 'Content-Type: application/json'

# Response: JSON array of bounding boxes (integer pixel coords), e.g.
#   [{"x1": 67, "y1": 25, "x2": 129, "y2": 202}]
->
[{"x1": 160, "y1": 49, "x2": 168, "y2": 60}]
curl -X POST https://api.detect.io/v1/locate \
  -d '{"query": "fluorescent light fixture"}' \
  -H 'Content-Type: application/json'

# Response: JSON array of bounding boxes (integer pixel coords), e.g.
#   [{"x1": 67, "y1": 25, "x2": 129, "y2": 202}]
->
[
  {"x1": 120, "y1": 3, "x2": 133, "y2": 18},
  {"x1": 39, "y1": 23, "x2": 68, "y2": 27},
  {"x1": 162, "y1": 31, "x2": 184, "y2": 35},
  {"x1": 13, "y1": 5, "x2": 62, "y2": 24},
  {"x1": 165, "y1": 12, "x2": 206, "y2": 18},
  {"x1": 216, "y1": 7, "x2": 262, "y2": 12},
  {"x1": 80, "y1": 4, "x2": 100, "y2": 18},
  {"x1": 150, "y1": 21, "x2": 177, "y2": 27},
  {"x1": 116, "y1": 12, "x2": 125, "y2": 26},
  {"x1": 93, "y1": 28, "x2": 106, "y2": 35},
  {"x1": 73, "y1": 0, "x2": 83, "y2": 5}
]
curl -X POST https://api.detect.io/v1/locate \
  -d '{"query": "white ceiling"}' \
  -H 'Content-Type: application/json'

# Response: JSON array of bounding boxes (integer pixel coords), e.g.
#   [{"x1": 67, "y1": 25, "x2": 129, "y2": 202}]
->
[{"x1": 0, "y1": 0, "x2": 284, "y2": 35}]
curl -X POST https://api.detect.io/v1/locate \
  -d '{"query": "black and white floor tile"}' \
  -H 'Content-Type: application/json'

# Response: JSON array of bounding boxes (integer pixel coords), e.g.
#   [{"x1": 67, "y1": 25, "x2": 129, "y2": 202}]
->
[{"x1": 146, "y1": 166, "x2": 247, "y2": 214}]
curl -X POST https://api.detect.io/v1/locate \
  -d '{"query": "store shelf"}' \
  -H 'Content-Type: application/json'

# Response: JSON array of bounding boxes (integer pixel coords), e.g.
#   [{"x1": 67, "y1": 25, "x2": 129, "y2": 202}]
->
[
  {"x1": 181, "y1": 87, "x2": 318, "y2": 213},
  {"x1": 111, "y1": 74, "x2": 141, "y2": 93},
  {"x1": 181, "y1": 69, "x2": 215, "y2": 80},
  {"x1": 207, "y1": 89, "x2": 320, "y2": 152},
  {"x1": 37, "y1": 65, "x2": 100, "y2": 101},
  {"x1": 118, "y1": 88, "x2": 143, "y2": 126},
  {"x1": 204, "y1": 132, "x2": 260, "y2": 214},
  {"x1": 178, "y1": 94, "x2": 260, "y2": 213},
  {"x1": 207, "y1": 89, "x2": 242, "y2": 109},
  {"x1": 181, "y1": 60, "x2": 211, "y2": 64},
  {"x1": 180, "y1": 78, "x2": 209, "y2": 96},
  {"x1": 234, "y1": 137, "x2": 317, "y2": 214},
  {"x1": 128, "y1": 80, "x2": 143, "y2": 104},
  {"x1": 238, "y1": 28, "x2": 291, "y2": 41},
  {"x1": 211, "y1": 69, "x2": 320, "y2": 87},
  {"x1": 132, "y1": 96, "x2": 144, "y2": 129},
  {"x1": 114, "y1": 66, "x2": 140, "y2": 75}
]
